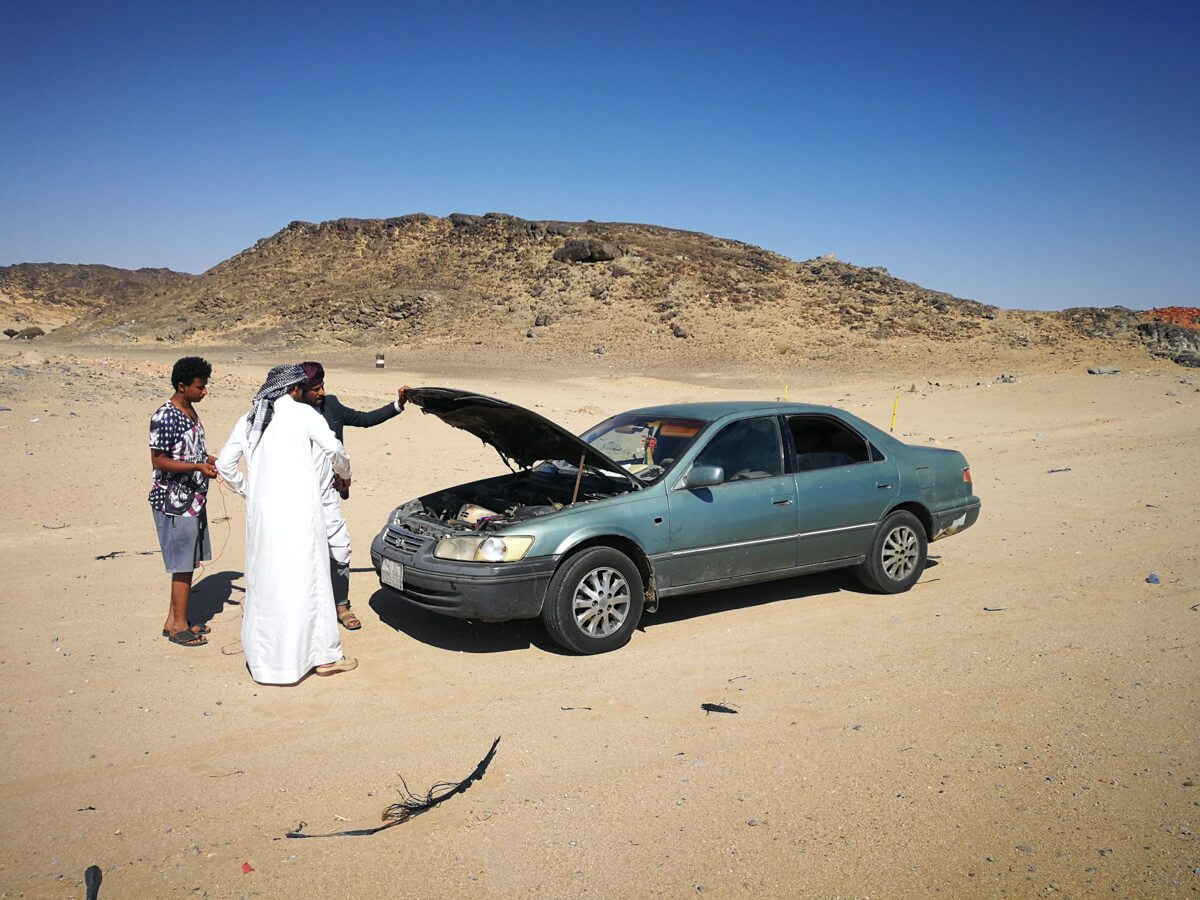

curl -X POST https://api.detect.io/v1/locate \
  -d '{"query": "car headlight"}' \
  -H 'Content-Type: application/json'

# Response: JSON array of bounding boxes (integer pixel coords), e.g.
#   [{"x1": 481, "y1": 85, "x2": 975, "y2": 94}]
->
[{"x1": 433, "y1": 535, "x2": 535, "y2": 562}]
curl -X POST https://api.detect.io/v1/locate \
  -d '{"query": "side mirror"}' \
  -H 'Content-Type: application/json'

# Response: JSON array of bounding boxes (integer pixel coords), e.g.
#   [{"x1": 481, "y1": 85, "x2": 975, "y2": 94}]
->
[{"x1": 684, "y1": 465, "x2": 724, "y2": 489}]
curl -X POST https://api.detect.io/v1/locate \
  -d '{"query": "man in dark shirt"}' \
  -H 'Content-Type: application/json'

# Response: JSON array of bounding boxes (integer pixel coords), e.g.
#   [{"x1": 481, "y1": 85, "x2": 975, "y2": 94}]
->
[{"x1": 299, "y1": 361, "x2": 410, "y2": 630}]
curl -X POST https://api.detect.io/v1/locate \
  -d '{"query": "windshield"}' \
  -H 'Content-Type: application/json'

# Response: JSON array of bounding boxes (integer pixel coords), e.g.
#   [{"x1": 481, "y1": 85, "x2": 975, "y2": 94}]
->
[{"x1": 576, "y1": 414, "x2": 707, "y2": 482}]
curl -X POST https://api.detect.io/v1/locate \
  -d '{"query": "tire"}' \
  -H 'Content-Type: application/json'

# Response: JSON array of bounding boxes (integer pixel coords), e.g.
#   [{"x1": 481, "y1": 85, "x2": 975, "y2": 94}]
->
[
  {"x1": 541, "y1": 546, "x2": 644, "y2": 654},
  {"x1": 855, "y1": 509, "x2": 927, "y2": 593}
]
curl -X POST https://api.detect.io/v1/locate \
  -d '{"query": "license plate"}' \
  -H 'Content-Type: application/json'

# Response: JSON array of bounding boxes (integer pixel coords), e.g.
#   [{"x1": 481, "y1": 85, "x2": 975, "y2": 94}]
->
[{"x1": 381, "y1": 558, "x2": 404, "y2": 590}]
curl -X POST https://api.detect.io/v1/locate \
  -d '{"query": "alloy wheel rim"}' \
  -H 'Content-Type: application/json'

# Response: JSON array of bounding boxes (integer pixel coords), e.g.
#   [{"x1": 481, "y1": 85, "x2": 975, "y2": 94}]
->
[
  {"x1": 881, "y1": 525, "x2": 919, "y2": 581},
  {"x1": 572, "y1": 566, "x2": 631, "y2": 637}
]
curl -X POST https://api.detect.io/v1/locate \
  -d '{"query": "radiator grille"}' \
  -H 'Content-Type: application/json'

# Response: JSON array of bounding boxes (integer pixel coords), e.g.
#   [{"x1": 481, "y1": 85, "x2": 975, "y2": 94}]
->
[{"x1": 383, "y1": 527, "x2": 430, "y2": 555}]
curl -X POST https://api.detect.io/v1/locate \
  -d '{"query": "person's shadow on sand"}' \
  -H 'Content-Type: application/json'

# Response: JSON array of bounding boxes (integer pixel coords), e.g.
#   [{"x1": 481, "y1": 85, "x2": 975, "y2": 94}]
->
[{"x1": 188, "y1": 569, "x2": 244, "y2": 630}]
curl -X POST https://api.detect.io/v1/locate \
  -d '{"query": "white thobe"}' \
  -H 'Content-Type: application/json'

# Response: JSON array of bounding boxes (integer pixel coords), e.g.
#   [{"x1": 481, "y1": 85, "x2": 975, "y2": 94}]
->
[
  {"x1": 314, "y1": 434, "x2": 351, "y2": 566},
  {"x1": 216, "y1": 395, "x2": 352, "y2": 684}
]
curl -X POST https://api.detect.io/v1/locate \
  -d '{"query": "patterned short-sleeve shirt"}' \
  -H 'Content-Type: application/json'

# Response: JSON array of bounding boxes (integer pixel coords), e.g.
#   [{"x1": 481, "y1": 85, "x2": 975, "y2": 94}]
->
[{"x1": 148, "y1": 401, "x2": 208, "y2": 516}]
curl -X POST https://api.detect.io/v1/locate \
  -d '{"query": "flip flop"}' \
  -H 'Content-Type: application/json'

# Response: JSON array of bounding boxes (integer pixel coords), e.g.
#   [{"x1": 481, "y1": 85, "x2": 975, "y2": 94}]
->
[
  {"x1": 337, "y1": 608, "x2": 362, "y2": 630},
  {"x1": 167, "y1": 630, "x2": 207, "y2": 647},
  {"x1": 315, "y1": 657, "x2": 357, "y2": 676},
  {"x1": 161, "y1": 623, "x2": 211, "y2": 638}
]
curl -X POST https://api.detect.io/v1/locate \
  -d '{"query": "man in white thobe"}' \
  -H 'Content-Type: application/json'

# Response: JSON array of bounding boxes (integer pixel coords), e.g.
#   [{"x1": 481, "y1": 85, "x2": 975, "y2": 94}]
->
[{"x1": 217, "y1": 365, "x2": 356, "y2": 684}]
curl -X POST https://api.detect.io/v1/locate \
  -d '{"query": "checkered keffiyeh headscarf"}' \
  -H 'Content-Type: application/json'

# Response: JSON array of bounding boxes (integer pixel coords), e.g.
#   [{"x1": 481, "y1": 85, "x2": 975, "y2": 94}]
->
[{"x1": 246, "y1": 364, "x2": 306, "y2": 450}]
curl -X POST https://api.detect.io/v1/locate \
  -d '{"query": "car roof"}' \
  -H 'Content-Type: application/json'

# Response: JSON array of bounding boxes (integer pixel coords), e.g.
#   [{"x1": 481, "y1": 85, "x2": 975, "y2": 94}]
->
[{"x1": 618, "y1": 400, "x2": 845, "y2": 421}]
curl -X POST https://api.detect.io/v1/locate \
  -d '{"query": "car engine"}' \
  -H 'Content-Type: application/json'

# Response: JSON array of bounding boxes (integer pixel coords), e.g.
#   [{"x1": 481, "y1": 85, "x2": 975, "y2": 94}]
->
[{"x1": 391, "y1": 468, "x2": 635, "y2": 537}]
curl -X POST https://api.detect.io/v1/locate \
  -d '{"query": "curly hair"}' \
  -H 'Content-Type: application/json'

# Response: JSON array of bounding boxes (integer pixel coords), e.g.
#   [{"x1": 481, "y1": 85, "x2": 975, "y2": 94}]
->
[{"x1": 171, "y1": 356, "x2": 212, "y2": 391}]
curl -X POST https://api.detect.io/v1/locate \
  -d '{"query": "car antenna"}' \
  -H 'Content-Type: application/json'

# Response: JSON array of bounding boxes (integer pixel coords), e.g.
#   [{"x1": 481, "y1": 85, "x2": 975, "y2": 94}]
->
[{"x1": 570, "y1": 453, "x2": 585, "y2": 504}]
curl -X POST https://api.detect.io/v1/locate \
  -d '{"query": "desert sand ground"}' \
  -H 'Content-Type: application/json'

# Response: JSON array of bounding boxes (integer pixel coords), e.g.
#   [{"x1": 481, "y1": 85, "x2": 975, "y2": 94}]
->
[{"x1": 0, "y1": 344, "x2": 1196, "y2": 898}]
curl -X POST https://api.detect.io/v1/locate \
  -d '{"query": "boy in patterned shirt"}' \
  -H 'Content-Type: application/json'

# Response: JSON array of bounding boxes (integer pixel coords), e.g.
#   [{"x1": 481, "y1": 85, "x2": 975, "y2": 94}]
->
[{"x1": 149, "y1": 357, "x2": 218, "y2": 646}]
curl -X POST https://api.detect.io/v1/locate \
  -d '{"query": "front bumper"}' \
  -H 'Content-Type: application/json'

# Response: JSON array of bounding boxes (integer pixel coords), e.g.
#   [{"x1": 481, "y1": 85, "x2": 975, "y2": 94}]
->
[
  {"x1": 930, "y1": 497, "x2": 981, "y2": 541},
  {"x1": 370, "y1": 525, "x2": 558, "y2": 621}
]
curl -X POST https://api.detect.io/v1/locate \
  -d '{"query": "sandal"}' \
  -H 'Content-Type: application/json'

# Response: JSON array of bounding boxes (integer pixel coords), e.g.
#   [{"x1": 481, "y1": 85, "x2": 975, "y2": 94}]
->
[
  {"x1": 337, "y1": 608, "x2": 362, "y2": 630},
  {"x1": 315, "y1": 657, "x2": 357, "y2": 676},
  {"x1": 161, "y1": 622, "x2": 211, "y2": 638},
  {"x1": 167, "y1": 630, "x2": 207, "y2": 647}
]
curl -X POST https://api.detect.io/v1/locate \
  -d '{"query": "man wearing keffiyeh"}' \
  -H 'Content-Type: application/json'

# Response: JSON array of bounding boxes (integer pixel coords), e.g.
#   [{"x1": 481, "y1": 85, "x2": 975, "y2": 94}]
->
[
  {"x1": 246, "y1": 363, "x2": 307, "y2": 449},
  {"x1": 216, "y1": 366, "x2": 358, "y2": 682}
]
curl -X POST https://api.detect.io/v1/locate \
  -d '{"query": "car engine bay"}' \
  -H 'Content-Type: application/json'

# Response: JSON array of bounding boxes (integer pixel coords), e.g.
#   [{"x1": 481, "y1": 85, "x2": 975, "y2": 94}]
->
[{"x1": 390, "y1": 467, "x2": 637, "y2": 538}]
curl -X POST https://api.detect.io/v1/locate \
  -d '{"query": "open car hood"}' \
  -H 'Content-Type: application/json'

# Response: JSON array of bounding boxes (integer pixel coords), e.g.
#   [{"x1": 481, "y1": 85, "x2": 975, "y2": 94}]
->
[{"x1": 407, "y1": 387, "x2": 643, "y2": 487}]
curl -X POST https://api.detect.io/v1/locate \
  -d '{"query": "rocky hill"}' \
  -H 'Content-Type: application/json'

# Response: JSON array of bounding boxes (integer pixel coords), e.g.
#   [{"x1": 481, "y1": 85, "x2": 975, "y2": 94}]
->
[
  {"x1": 0, "y1": 263, "x2": 195, "y2": 328},
  {"x1": 4, "y1": 214, "x2": 1197, "y2": 370}
]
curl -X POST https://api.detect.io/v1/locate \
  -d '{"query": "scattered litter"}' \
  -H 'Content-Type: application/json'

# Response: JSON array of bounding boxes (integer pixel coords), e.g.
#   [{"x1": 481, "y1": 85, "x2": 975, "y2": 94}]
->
[
  {"x1": 209, "y1": 769, "x2": 245, "y2": 778},
  {"x1": 242, "y1": 862, "x2": 254, "y2": 874},
  {"x1": 983, "y1": 606, "x2": 1007, "y2": 612},
  {"x1": 727, "y1": 675, "x2": 749, "y2": 682},
  {"x1": 995, "y1": 374, "x2": 1016, "y2": 383},
  {"x1": 287, "y1": 736, "x2": 501, "y2": 838},
  {"x1": 1047, "y1": 468, "x2": 1071, "y2": 474},
  {"x1": 77, "y1": 806, "x2": 96, "y2": 812},
  {"x1": 701, "y1": 703, "x2": 738, "y2": 715},
  {"x1": 42, "y1": 523, "x2": 69, "y2": 530},
  {"x1": 560, "y1": 706, "x2": 591, "y2": 711},
  {"x1": 1146, "y1": 574, "x2": 1160, "y2": 585},
  {"x1": 94, "y1": 551, "x2": 124, "y2": 561},
  {"x1": 1087, "y1": 367, "x2": 1121, "y2": 375},
  {"x1": 29, "y1": 417, "x2": 38, "y2": 423},
  {"x1": 1035, "y1": 433, "x2": 1049, "y2": 439}
]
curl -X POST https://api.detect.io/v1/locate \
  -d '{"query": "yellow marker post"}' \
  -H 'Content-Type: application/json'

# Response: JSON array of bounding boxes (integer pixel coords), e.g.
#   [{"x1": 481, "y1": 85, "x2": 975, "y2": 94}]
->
[
  {"x1": 784, "y1": 384, "x2": 788, "y2": 401},
  {"x1": 890, "y1": 391, "x2": 899, "y2": 432}
]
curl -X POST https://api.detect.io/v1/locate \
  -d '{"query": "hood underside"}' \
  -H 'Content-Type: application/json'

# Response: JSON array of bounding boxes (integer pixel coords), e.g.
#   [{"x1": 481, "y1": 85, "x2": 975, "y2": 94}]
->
[{"x1": 407, "y1": 387, "x2": 640, "y2": 484}]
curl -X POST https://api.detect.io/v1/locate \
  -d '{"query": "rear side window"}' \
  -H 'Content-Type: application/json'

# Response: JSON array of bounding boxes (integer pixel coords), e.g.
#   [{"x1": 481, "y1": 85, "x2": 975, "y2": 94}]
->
[
  {"x1": 787, "y1": 415, "x2": 874, "y2": 471},
  {"x1": 694, "y1": 417, "x2": 784, "y2": 482}
]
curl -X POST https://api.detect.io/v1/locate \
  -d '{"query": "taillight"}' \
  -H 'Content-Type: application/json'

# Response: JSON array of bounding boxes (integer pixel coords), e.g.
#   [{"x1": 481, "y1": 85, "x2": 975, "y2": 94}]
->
[{"x1": 963, "y1": 467, "x2": 972, "y2": 484}]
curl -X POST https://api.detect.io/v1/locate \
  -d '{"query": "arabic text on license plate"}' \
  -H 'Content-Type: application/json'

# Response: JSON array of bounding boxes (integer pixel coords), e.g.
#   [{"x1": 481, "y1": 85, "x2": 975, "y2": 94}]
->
[{"x1": 381, "y1": 558, "x2": 404, "y2": 590}]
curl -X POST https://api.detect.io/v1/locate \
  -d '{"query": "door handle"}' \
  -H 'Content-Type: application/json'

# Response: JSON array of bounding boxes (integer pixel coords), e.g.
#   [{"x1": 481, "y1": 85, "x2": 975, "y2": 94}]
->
[
  {"x1": 876, "y1": 482, "x2": 893, "y2": 490},
  {"x1": 771, "y1": 496, "x2": 794, "y2": 506}
]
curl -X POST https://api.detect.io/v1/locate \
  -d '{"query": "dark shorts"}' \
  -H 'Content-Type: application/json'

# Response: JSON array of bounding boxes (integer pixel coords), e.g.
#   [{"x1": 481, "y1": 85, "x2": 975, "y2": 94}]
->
[{"x1": 152, "y1": 508, "x2": 212, "y2": 574}]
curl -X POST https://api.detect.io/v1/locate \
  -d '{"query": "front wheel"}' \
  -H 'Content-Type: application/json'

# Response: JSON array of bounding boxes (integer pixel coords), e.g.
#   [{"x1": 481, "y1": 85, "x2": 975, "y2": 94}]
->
[
  {"x1": 542, "y1": 547, "x2": 644, "y2": 654},
  {"x1": 856, "y1": 509, "x2": 927, "y2": 593}
]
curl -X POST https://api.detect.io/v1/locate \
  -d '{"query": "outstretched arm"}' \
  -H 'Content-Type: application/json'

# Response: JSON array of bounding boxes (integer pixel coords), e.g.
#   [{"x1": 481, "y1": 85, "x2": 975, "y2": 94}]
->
[{"x1": 327, "y1": 392, "x2": 405, "y2": 430}]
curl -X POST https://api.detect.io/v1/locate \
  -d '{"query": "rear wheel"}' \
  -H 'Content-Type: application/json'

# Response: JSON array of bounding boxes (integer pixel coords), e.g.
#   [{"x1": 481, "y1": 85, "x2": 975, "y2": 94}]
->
[
  {"x1": 542, "y1": 547, "x2": 644, "y2": 654},
  {"x1": 856, "y1": 509, "x2": 927, "y2": 593}
]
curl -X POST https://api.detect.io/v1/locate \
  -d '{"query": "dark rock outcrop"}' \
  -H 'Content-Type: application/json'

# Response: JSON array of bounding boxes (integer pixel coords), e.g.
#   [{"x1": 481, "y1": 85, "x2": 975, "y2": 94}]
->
[
  {"x1": 553, "y1": 240, "x2": 626, "y2": 263},
  {"x1": 1137, "y1": 321, "x2": 1200, "y2": 367}
]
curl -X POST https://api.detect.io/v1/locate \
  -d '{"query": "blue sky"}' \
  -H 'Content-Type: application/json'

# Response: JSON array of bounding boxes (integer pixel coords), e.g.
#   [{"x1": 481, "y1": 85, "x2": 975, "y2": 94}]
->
[{"x1": 2, "y1": 1, "x2": 1196, "y2": 311}]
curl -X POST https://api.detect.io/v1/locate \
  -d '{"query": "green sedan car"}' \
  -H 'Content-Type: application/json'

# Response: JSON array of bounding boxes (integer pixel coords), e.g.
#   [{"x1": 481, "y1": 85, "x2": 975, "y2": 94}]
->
[{"x1": 371, "y1": 389, "x2": 980, "y2": 654}]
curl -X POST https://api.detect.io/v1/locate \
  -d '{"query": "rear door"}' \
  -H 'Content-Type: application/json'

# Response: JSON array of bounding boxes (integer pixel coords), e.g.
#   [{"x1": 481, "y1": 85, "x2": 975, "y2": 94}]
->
[
  {"x1": 660, "y1": 416, "x2": 798, "y2": 588},
  {"x1": 787, "y1": 414, "x2": 897, "y2": 565}
]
